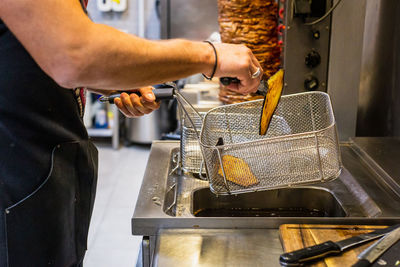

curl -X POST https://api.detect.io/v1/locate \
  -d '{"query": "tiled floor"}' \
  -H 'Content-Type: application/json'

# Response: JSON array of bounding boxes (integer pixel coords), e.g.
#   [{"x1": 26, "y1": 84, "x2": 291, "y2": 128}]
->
[{"x1": 83, "y1": 142, "x2": 151, "y2": 267}]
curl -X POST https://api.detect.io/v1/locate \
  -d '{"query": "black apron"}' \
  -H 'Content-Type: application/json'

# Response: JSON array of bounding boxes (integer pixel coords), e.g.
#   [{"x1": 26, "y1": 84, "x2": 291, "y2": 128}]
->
[{"x1": 0, "y1": 3, "x2": 98, "y2": 267}]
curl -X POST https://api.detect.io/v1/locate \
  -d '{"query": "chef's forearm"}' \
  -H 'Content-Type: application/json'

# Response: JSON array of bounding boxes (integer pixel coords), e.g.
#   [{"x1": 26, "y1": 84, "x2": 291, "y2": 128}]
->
[
  {"x1": 68, "y1": 24, "x2": 215, "y2": 89},
  {"x1": 0, "y1": 0, "x2": 214, "y2": 90}
]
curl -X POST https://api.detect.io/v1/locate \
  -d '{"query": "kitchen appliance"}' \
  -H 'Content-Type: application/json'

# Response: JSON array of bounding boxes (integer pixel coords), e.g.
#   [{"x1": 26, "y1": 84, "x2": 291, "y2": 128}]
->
[{"x1": 283, "y1": 0, "x2": 333, "y2": 95}]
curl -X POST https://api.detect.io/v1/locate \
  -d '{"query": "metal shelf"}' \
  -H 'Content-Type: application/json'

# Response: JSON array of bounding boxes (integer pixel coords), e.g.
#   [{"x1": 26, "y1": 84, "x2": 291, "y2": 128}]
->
[
  {"x1": 84, "y1": 92, "x2": 119, "y2": 149},
  {"x1": 87, "y1": 128, "x2": 113, "y2": 137}
]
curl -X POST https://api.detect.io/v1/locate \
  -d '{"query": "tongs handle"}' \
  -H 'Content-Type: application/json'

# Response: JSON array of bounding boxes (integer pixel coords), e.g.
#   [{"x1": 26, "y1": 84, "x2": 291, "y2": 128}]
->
[
  {"x1": 99, "y1": 88, "x2": 175, "y2": 104},
  {"x1": 219, "y1": 77, "x2": 240, "y2": 86}
]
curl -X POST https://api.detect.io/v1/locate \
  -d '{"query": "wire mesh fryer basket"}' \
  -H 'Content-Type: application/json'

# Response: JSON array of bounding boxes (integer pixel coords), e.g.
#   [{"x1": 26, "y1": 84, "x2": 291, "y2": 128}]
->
[
  {"x1": 180, "y1": 111, "x2": 206, "y2": 175},
  {"x1": 176, "y1": 90, "x2": 342, "y2": 195}
]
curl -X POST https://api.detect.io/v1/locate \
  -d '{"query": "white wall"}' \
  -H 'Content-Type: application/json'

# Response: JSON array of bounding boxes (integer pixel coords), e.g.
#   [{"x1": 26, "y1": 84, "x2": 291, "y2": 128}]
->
[{"x1": 87, "y1": 0, "x2": 156, "y2": 35}]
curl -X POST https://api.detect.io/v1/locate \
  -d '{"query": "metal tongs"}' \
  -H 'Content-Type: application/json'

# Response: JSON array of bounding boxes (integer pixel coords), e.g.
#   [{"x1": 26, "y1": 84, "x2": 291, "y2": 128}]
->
[
  {"x1": 99, "y1": 85, "x2": 175, "y2": 104},
  {"x1": 99, "y1": 82, "x2": 204, "y2": 137},
  {"x1": 220, "y1": 69, "x2": 284, "y2": 135}
]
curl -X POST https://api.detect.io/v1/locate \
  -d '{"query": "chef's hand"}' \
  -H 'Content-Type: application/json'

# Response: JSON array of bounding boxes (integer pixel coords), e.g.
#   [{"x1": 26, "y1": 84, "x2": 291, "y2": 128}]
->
[
  {"x1": 206, "y1": 43, "x2": 263, "y2": 95},
  {"x1": 114, "y1": 87, "x2": 160, "y2": 118}
]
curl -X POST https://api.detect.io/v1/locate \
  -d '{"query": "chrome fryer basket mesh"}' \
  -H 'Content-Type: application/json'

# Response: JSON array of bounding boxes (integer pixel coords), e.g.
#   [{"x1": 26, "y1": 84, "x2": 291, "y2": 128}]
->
[
  {"x1": 195, "y1": 91, "x2": 341, "y2": 195},
  {"x1": 180, "y1": 112, "x2": 205, "y2": 174}
]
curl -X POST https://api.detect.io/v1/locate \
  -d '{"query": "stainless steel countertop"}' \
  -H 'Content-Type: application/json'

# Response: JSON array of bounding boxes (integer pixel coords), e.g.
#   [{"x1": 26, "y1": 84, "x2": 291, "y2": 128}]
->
[
  {"x1": 153, "y1": 229, "x2": 282, "y2": 267},
  {"x1": 350, "y1": 137, "x2": 400, "y2": 197}
]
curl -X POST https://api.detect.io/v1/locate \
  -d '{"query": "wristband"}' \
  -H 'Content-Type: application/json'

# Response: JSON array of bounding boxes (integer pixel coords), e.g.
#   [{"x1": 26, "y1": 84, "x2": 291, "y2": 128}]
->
[{"x1": 202, "y1": 41, "x2": 218, "y2": 80}]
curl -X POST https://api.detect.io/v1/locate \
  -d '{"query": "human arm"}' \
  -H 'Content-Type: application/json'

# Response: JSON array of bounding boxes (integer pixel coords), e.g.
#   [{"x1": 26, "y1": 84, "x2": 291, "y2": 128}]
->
[{"x1": 0, "y1": 0, "x2": 262, "y2": 94}]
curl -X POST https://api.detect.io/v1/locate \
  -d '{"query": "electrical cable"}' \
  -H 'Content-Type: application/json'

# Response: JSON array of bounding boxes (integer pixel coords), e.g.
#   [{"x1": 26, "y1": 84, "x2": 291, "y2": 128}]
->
[{"x1": 304, "y1": 0, "x2": 344, "y2": 26}]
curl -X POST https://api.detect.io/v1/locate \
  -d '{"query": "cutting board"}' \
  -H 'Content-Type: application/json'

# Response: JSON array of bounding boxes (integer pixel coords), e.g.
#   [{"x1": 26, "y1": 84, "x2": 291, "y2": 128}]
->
[{"x1": 279, "y1": 224, "x2": 388, "y2": 267}]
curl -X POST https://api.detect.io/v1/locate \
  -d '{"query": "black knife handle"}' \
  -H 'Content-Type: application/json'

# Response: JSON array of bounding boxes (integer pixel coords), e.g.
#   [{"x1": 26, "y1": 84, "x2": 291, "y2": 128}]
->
[
  {"x1": 352, "y1": 259, "x2": 371, "y2": 267},
  {"x1": 103, "y1": 88, "x2": 174, "y2": 104},
  {"x1": 279, "y1": 241, "x2": 341, "y2": 266},
  {"x1": 219, "y1": 77, "x2": 240, "y2": 86}
]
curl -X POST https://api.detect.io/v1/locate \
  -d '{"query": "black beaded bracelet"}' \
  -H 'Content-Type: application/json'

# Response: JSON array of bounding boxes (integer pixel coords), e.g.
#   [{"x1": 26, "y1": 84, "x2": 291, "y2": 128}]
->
[{"x1": 202, "y1": 41, "x2": 218, "y2": 80}]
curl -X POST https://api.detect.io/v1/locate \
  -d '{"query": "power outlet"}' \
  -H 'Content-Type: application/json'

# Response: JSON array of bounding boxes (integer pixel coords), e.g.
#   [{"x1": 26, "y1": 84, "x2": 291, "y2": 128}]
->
[
  {"x1": 112, "y1": 0, "x2": 127, "y2": 12},
  {"x1": 97, "y1": 0, "x2": 112, "y2": 12}
]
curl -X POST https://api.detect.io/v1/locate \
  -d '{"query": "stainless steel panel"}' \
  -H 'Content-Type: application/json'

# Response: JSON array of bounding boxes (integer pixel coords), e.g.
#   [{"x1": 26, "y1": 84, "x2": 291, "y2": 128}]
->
[
  {"x1": 327, "y1": 0, "x2": 367, "y2": 140},
  {"x1": 357, "y1": 0, "x2": 400, "y2": 137},
  {"x1": 350, "y1": 137, "x2": 400, "y2": 196},
  {"x1": 159, "y1": 0, "x2": 219, "y2": 40},
  {"x1": 141, "y1": 237, "x2": 151, "y2": 267},
  {"x1": 394, "y1": 13, "x2": 400, "y2": 137},
  {"x1": 283, "y1": 0, "x2": 332, "y2": 94},
  {"x1": 152, "y1": 229, "x2": 283, "y2": 267},
  {"x1": 328, "y1": 0, "x2": 400, "y2": 139}
]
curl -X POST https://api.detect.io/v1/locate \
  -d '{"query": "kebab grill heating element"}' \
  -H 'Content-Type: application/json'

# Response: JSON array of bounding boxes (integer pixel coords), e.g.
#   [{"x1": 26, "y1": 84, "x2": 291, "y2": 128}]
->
[{"x1": 174, "y1": 82, "x2": 342, "y2": 195}]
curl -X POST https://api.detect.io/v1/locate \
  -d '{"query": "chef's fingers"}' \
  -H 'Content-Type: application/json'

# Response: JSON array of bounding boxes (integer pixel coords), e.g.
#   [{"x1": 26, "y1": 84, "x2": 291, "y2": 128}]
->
[
  {"x1": 119, "y1": 92, "x2": 144, "y2": 117},
  {"x1": 140, "y1": 105, "x2": 157, "y2": 114},
  {"x1": 138, "y1": 87, "x2": 156, "y2": 102},
  {"x1": 226, "y1": 70, "x2": 259, "y2": 94},
  {"x1": 240, "y1": 57, "x2": 263, "y2": 94},
  {"x1": 115, "y1": 90, "x2": 160, "y2": 117},
  {"x1": 137, "y1": 86, "x2": 160, "y2": 113},
  {"x1": 249, "y1": 55, "x2": 264, "y2": 86},
  {"x1": 114, "y1": 97, "x2": 131, "y2": 117},
  {"x1": 213, "y1": 43, "x2": 261, "y2": 94},
  {"x1": 250, "y1": 52, "x2": 263, "y2": 74},
  {"x1": 141, "y1": 98, "x2": 160, "y2": 113},
  {"x1": 126, "y1": 93, "x2": 145, "y2": 116},
  {"x1": 225, "y1": 82, "x2": 240, "y2": 91},
  {"x1": 130, "y1": 93, "x2": 154, "y2": 114},
  {"x1": 226, "y1": 61, "x2": 261, "y2": 94}
]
